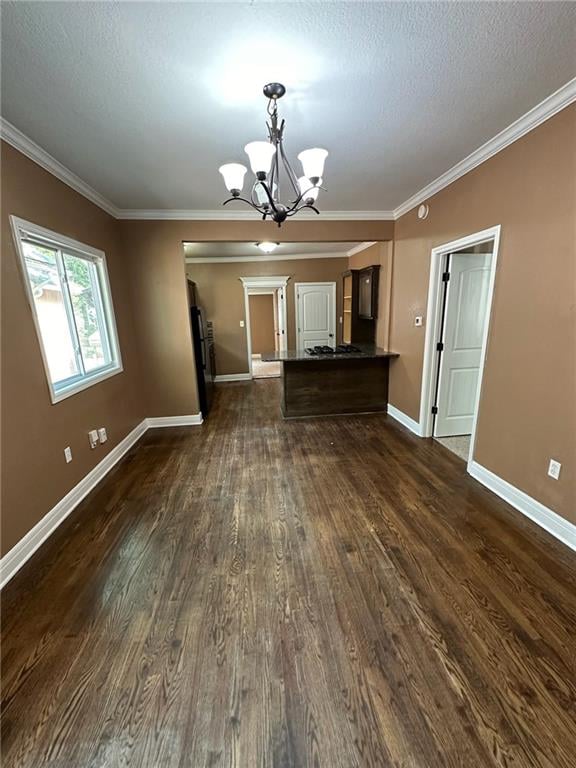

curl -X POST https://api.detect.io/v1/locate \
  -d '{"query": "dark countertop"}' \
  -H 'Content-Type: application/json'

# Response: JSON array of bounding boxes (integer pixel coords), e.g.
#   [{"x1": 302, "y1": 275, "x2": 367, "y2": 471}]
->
[{"x1": 261, "y1": 345, "x2": 399, "y2": 363}]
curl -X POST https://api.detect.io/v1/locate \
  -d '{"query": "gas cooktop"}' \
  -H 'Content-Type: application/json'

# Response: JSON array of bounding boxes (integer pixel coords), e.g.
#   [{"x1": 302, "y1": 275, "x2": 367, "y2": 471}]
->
[{"x1": 305, "y1": 344, "x2": 363, "y2": 356}]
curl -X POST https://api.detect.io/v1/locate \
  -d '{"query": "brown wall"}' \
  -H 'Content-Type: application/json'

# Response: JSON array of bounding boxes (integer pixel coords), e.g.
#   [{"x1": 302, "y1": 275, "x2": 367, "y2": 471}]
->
[
  {"x1": 248, "y1": 294, "x2": 275, "y2": 355},
  {"x1": 349, "y1": 242, "x2": 394, "y2": 348},
  {"x1": 1, "y1": 142, "x2": 145, "y2": 555},
  {"x1": 186, "y1": 257, "x2": 349, "y2": 375},
  {"x1": 389, "y1": 104, "x2": 576, "y2": 522}
]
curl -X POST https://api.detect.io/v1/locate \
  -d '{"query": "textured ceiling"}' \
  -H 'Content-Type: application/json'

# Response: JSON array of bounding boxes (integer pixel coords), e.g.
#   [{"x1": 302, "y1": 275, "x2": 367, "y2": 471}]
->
[
  {"x1": 184, "y1": 242, "x2": 359, "y2": 259},
  {"x1": 1, "y1": 1, "x2": 575, "y2": 212}
]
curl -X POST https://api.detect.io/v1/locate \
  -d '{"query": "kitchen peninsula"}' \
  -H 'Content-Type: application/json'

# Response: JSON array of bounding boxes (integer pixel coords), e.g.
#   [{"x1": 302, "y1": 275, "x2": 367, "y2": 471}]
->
[{"x1": 262, "y1": 345, "x2": 399, "y2": 418}]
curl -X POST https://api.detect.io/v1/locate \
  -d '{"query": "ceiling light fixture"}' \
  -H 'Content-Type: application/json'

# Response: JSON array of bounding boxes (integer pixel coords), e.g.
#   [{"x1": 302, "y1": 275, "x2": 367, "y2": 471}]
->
[
  {"x1": 256, "y1": 242, "x2": 279, "y2": 254},
  {"x1": 219, "y1": 83, "x2": 328, "y2": 227}
]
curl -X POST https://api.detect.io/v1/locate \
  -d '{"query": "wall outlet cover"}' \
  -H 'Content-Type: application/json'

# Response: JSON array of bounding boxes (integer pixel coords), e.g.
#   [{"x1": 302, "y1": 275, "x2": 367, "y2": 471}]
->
[
  {"x1": 88, "y1": 429, "x2": 99, "y2": 449},
  {"x1": 64, "y1": 446, "x2": 73, "y2": 463},
  {"x1": 98, "y1": 427, "x2": 108, "y2": 443},
  {"x1": 547, "y1": 459, "x2": 561, "y2": 480}
]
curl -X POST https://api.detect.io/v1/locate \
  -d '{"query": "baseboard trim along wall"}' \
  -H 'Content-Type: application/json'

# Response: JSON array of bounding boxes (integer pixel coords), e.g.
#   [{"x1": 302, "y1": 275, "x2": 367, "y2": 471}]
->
[
  {"x1": 147, "y1": 414, "x2": 203, "y2": 427},
  {"x1": 386, "y1": 404, "x2": 423, "y2": 436},
  {"x1": 0, "y1": 413, "x2": 203, "y2": 588},
  {"x1": 469, "y1": 462, "x2": 576, "y2": 552},
  {"x1": 214, "y1": 373, "x2": 252, "y2": 382}
]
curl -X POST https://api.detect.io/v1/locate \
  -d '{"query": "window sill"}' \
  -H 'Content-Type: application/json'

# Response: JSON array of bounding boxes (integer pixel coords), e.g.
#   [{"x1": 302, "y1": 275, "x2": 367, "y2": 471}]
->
[{"x1": 51, "y1": 365, "x2": 124, "y2": 404}]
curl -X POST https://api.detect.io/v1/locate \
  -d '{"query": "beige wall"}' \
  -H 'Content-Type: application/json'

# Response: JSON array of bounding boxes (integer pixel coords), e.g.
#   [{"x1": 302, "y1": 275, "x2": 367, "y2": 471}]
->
[
  {"x1": 248, "y1": 294, "x2": 275, "y2": 355},
  {"x1": 186, "y1": 257, "x2": 349, "y2": 375},
  {"x1": 389, "y1": 104, "x2": 576, "y2": 522},
  {"x1": 1, "y1": 142, "x2": 145, "y2": 556},
  {"x1": 349, "y1": 242, "x2": 394, "y2": 348}
]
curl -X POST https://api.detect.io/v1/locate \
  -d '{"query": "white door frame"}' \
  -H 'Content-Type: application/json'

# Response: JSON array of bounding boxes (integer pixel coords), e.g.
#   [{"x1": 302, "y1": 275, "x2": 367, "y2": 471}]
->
[
  {"x1": 240, "y1": 276, "x2": 289, "y2": 378},
  {"x1": 419, "y1": 226, "x2": 501, "y2": 469},
  {"x1": 294, "y1": 281, "x2": 337, "y2": 349}
]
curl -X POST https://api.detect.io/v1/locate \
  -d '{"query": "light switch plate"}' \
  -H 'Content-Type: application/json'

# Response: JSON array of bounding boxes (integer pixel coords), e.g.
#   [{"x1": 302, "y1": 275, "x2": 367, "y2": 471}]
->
[
  {"x1": 547, "y1": 459, "x2": 561, "y2": 480},
  {"x1": 88, "y1": 429, "x2": 99, "y2": 449},
  {"x1": 98, "y1": 427, "x2": 108, "y2": 443},
  {"x1": 64, "y1": 446, "x2": 73, "y2": 463},
  {"x1": 240, "y1": 320, "x2": 245, "y2": 328},
  {"x1": 415, "y1": 316, "x2": 423, "y2": 327}
]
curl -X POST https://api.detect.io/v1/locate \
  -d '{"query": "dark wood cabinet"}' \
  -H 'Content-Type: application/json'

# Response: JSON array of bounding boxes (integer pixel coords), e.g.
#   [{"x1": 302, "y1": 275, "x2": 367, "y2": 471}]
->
[
  {"x1": 358, "y1": 266, "x2": 379, "y2": 319},
  {"x1": 342, "y1": 266, "x2": 380, "y2": 344}
]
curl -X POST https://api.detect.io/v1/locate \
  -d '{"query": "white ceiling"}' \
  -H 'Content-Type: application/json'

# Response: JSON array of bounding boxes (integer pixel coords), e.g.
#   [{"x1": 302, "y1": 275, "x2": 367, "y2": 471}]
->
[
  {"x1": 1, "y1": 2, "x2": 575, "y2": 214},
  {"x1": 184, "y1": 241, "x2": 359, "y2": 260}
]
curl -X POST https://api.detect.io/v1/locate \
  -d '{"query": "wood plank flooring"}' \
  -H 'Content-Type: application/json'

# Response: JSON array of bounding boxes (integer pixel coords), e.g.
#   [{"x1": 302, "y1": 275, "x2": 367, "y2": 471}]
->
[{"x1": 2, "y1": 379, "x2": 575, "y2": 767}]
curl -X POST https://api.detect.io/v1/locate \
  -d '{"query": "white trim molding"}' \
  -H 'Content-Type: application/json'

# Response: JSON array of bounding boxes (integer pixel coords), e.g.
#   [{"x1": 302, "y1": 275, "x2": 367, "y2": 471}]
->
[
  {"x1": 386, "y1": 404, "x2": 423, "y2": 436},
  {"x1": 214, "y1": 373, "x2": 252, "y2": 382},
  {"x1": 393, "y1": 77, "x2": 576, "y2": 218},
  {"x1": 186, "y1": 251, "x2": 350, "y2": 264},
  {"x1": 0, "y1": 414, "x2": 204, "y2": 588},
  {"x1": 1, "y1": 117, "x2": 118, "y2": 217},
  {"x1": 119, "y1": 209, "x2": 395, "y2": 221},
  {"x1": 147, "y1": 414, "x2": 203, "y2": 427},
  {"x1": 469, "y1": 462, "x2": 576, "y2": 552},
  {"x1": 346, "y1": 241, "x2": 378, "y2": 257},
  {"x1": 239, "y1": 275, "x2": 290, "y2": 289}
]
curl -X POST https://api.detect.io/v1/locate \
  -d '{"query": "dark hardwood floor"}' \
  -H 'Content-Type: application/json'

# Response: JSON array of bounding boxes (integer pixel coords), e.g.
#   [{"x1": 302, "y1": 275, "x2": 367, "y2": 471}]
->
[{"x1": 2, "y1": 380, "x2": 575, "y2": 767}]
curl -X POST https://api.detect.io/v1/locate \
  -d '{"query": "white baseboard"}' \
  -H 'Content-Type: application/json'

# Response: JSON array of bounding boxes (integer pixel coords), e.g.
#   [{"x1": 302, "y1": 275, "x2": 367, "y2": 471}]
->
[
  {"x1": 0, "y1": 419, "x2": 148, "y2": 589},
  {"x1": 387, "y1": 404, "x2": 422, "y2": 436},
  {"x1": 147, "y1": 414, "x2": 203, "y2": 427},
  {"x1": 0, "y1": 412, "x2": 204, "y2": 588},
  {"x1": 468, "y1": 461, "x2": 576, "y2": 552},
  {"x1": 214, "y1": 373, "x2": 252, "y2": 382}
]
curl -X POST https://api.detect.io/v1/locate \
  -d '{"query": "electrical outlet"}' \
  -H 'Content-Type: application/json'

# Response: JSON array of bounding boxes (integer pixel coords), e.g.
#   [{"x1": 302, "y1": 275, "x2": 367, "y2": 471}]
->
[
  {"x1": 88, "y1": 429, "x2": 99, "y2": 449},
  {"x1": 415, "y1": 316, "x2": 423, "y2": 327},
  {"x1": 239, "y1": 320, "x2": 245, "y2": 328},
  {"x1": 548, "y1": 459, "x2": 561, "y2": 480},
  {"x1": 98, "y1": 427, "x2": 108, "y2": 443},
  {"x1": 64, "y1": 446, "x2": 73, "y2": 463}
]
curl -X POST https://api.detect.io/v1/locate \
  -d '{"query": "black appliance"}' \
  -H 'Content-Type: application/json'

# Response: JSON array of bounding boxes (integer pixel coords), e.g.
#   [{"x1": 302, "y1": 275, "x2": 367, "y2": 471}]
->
[{"x1": 188, "y1": 280, "x2": 214, "y2": 417}]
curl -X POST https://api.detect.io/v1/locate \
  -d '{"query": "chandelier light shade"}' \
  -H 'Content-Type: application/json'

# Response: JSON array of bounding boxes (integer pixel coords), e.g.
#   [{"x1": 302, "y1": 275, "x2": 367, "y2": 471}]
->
[
  {"x1": 244, "y1": 141, "x2": 276, "y2": 175},
  {"x1": 218, "y1": 82, "x2": 328, "y2": 226},
  {"x1": 219, "y1": 163, "x2": 247, "y2": 194},
  {"x1": 298, "y1": 148, "x2": 328, "y2": 181},
  {"x1": 298, "y1": 176, "x2": 321, "y2": 202}
]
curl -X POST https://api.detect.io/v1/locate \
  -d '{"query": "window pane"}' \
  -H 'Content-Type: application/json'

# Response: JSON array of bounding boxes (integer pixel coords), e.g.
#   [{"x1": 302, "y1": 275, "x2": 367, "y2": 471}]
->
[
  {"x1": 63, "y1": 253, "x2": 110, "y2": 372},
  {"x1": 22, "y1": 243, "x2": 80, "y2": 384}
]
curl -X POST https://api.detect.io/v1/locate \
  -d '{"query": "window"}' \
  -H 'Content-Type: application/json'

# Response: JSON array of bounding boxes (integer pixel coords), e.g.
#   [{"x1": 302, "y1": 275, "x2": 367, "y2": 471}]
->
[{"x1": 11, "y1": 217, "x2": 122, "y2": 402}]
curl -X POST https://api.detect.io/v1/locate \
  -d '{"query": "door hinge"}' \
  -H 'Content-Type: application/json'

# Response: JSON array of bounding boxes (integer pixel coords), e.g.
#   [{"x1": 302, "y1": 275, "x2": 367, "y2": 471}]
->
[
  {"x1": 436, "y1": 342, "x2": 444, "y2": 352},
  {"x1": 442, "y1": 271, "x2": 450, "y2": 282},
  {"x1": 431, "y1": 405, "x2": 438, "y2": 415}
]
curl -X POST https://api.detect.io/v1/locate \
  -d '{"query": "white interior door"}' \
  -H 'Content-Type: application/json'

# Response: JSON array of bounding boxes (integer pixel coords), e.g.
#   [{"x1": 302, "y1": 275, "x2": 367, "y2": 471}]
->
[
  {"x1": 435, "y1": 253, "x2": 492, "y2": 437},
  {"x1": 277, "y1": 286, "x2": 287, "y2": 351},
  {"x1": 296, "y1": 283, "x2": 336, "y2": 349}
]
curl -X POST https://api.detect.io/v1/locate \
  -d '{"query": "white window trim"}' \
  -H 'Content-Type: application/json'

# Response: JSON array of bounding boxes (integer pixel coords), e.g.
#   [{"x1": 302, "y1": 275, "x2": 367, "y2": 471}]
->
[{"x1": 10, "y1": 216, "x2": 123, "y2": 404}]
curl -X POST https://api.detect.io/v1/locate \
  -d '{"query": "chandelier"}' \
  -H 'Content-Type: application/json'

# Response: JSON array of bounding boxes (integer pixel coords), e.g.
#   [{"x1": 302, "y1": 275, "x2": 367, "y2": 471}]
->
[{"x1": 218, "y1": 83, "x2": 328, "y2": 227}]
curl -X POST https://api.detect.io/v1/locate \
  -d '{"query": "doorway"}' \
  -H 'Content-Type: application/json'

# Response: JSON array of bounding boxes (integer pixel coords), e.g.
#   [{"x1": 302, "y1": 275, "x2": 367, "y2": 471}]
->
[
  {"x1": 419, "y1": 226, "x2": 501, "y2": 466},
  {"x1": 241, "y1": 276, "x2": 288, "y2": 379},
  {"x1": 295, "y1": 282, "x2": 336, "y2": 349}
]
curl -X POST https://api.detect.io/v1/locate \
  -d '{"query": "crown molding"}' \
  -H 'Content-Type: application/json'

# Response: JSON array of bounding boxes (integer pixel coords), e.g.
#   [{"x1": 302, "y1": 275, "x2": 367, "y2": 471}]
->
[
  {"x1": 185, "y1": 251, "x2": 350, "y2": 264},
  {"x1": 0, "y1": 117, "x2": 120, "y2": 217},
  {"x1": 346, "y1": 241, "x2": 378, "y2": 257},
  {"x1": 117, "y1": 208, "x2": 395, "y2": 221},
  {"x1": 4, "y1": 76, "x2": 575, "y2": 224},
  {"x1": 393, "y1": 76, "x2": 576, "y2": 219}
]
